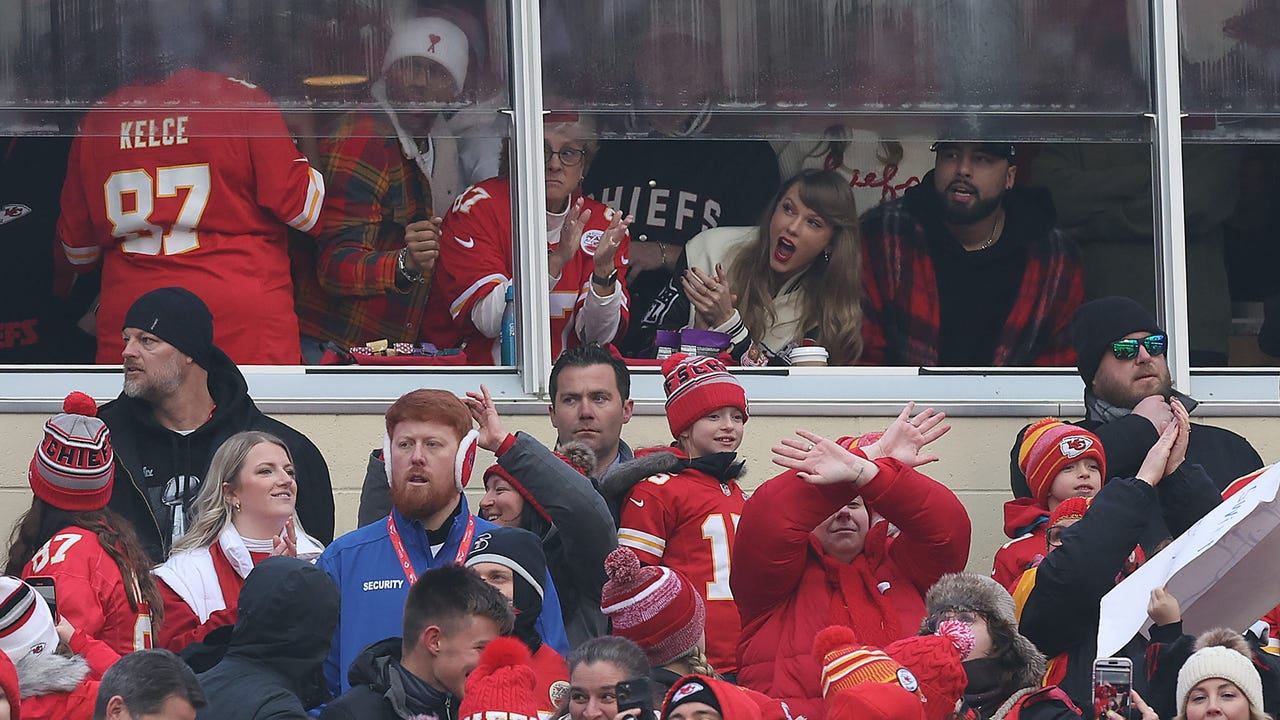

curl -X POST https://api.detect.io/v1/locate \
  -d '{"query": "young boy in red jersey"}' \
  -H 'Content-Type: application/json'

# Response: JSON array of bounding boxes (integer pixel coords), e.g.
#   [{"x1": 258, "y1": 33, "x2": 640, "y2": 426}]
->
[{"x1": 604, "y1": 353, "x2": 750, "y2": 677}]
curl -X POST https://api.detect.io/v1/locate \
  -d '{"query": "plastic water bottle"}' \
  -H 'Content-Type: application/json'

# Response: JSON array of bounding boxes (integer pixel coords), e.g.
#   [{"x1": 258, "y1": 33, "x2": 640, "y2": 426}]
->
[{"x1": 500, "y1": 284, "x2": 516, "y2": 365}]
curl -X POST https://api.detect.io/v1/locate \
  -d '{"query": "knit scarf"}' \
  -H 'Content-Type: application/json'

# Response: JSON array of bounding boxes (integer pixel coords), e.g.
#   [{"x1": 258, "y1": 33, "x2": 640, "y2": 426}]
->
[{"x1": 817, "y1": 522, "x2": 901, "y2": 649}]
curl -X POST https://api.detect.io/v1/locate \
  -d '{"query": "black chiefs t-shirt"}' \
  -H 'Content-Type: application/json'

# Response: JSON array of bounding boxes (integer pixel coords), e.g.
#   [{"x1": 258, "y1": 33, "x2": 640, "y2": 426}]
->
[{"x1": 584, "y1": 137, "x2": 779, "y2": 357}]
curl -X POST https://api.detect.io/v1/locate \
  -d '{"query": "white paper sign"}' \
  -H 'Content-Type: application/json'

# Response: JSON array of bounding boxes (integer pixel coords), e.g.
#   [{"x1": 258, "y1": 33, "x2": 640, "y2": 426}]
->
[{"x1": 1096, "y1": 464, "x2": 1280, "y2": 658}]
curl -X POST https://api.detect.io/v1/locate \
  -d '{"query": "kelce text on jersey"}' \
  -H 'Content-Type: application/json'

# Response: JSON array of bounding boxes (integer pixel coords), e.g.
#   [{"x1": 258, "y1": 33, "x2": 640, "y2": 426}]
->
[{"x1": 119, "y1": 116, "x2": 190, "y2": 150}]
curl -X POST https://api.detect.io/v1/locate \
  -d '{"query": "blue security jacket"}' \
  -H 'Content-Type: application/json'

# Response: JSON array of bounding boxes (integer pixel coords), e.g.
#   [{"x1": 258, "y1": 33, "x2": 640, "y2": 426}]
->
[{"x1": 319, "y1": 497, "x2": 568, "y2": 694}]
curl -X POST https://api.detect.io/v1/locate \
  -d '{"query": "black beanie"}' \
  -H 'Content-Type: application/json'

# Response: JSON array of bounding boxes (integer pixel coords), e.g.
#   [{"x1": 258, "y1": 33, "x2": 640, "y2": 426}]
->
[
  {"x1": 123, "y1": 287, "x2": 215, "y2": 369},
  {"x1": 466, "y1": 527, "x2": 546, "y2": 649},
  {"x1": 1070, "y1": 296, "x2": 1165, "y2": 386},
  {"x1": 664, "y1": 677, "x2": 723, "y2": 719}
]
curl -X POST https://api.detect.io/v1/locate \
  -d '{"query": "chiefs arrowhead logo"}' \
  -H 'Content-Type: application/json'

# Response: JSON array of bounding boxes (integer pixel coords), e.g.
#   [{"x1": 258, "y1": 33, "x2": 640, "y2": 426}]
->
[
  {"x1": 580, "y1": 229, "x2": 604, "y2": 255},
  {"x1": 671, "y1": 681, "x2": 704, "y2": 703},
  {"x1": 0, "y1": 204, "x2": 32, "y2": 226},
  {"x1": 1059, "y1": 435, "x2": 1094, "y2": 458}
]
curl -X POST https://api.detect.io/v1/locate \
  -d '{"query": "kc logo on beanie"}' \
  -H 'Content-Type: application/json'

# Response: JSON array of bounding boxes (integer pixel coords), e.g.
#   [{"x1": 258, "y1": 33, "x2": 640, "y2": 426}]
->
[
  {"x1": 0, "y1": 577, "x2": 60, "y2": 664},
  {"x1": 1018, "y1": 417, "x2": 1106, "y2": 508}
]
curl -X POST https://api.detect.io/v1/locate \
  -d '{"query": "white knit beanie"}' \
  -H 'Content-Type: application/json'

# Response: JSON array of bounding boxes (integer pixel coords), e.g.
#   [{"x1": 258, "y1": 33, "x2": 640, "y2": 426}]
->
[
  {"x1": 1176, "y1": 644, "x2": 1264, "y2": 717},
  {"x1": 381, "y1": 16, "x2": 470, "y2": 93},
  {"x1": 0, "y1": 577, "x2": 60, "y2": 663}
]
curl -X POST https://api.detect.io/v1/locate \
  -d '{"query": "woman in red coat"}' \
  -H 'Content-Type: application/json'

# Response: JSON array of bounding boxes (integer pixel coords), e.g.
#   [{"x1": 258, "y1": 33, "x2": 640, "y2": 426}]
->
[
  {"x1": 731, "y1": 404, "x2": 971, "y2": 720},
  {"x1": 6, "y1": 392, "x2": 162, "y2": 659}
]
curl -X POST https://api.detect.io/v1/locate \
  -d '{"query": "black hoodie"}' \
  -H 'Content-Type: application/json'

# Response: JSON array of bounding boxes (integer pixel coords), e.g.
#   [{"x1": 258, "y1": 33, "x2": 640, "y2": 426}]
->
[
  {"x1": 197, "y1": 556, "x2": 340, "y2": 719},
  {"x1": 100, "y1": 347, "x2": 335, "y2": 560},
  {"x1": 320, "y1": 638, "x2": 455, "y2": 720}
]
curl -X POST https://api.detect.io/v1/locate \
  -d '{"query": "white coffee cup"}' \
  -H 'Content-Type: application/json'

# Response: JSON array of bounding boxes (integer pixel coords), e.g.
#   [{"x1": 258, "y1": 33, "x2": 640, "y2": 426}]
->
[{"x1": 788, "y1": 346, "x2": 829, "y2": 366}]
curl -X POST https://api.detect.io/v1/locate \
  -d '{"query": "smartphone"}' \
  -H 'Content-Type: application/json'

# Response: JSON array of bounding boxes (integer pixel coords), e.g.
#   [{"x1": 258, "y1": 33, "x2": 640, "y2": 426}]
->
[
  {"x1": 26, "y1": 576, "x2": 57, "y2": 622},
  {"x1": 616, "y1": 677, "x2": 654, "y2": 718},
  {"x1": 1092, "y1": 657, "x2": 1133, "y2": 720}
]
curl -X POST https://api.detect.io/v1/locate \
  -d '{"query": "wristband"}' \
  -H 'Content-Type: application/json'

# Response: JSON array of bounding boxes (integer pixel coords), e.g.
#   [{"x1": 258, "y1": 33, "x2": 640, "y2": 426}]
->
[
  {"x1": 592, "y1": 269, "x2": 619, "y2": 287},
  {"x1": 397, "y1": 248, "x2": 423, "y2": 283}
]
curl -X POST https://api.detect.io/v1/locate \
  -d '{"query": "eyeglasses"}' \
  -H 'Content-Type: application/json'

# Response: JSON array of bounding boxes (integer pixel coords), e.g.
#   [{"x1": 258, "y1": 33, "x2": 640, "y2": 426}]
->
[
  {"x1": 1109, "y1": 334, "x2": 1167, "y2": 360},
  {"x1": 926, "y1": 607, "x2": 983, "y2": 630},
  {"x1": 544, "y1": 146, "x2": 587, "y2": 166}
]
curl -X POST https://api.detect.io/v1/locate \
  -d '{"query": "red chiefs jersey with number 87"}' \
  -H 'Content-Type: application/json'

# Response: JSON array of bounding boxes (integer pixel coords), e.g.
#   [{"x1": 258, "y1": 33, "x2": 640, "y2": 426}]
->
[
  {"x1": 22, "y1": 526, "x2": 153, "y2": 656},
  {"x1": 57, "y1": 69, "x2": 324, "y2": 365}
]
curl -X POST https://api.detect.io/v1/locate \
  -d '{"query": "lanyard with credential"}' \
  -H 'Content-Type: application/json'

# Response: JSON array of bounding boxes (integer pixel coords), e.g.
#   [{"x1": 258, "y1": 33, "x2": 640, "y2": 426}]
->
[{"x1": 386, "y1": 514, "x2": 477, "y2": 585}]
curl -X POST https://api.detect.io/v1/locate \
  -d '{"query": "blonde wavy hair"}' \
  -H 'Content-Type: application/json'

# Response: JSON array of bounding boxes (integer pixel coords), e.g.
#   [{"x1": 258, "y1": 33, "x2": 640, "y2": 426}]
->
[
  {"x1": 170, "y1": 431, "x2": 307, "y2": 553},
  {"x1": 727, "y1": 169, "x2": 864, "y2": 365}
]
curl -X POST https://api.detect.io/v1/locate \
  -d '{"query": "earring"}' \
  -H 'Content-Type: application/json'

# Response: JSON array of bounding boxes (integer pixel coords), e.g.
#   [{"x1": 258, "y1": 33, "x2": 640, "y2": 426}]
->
[
  {"x1": 822, "y1": 249, "x2": 832, "y2": 261},
  {"x1": 233, "y1": 501, "x2": 241, "y2": 512}
]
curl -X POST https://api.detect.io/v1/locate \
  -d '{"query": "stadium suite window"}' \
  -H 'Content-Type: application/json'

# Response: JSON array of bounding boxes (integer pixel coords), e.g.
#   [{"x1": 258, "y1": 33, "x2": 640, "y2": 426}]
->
[{"x1": 0, "y1": 0, "x2": 1278, "y2": 406}]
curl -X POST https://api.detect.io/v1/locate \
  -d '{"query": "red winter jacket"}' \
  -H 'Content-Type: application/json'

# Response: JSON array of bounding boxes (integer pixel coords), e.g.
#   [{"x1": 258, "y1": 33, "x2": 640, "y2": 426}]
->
[
  {"x1": 19, "y1": 630, "x2": 118, "y2": 720},
  {"x1": 991, "y1": 498, "x2": 1051, "y2": 593},
  {"x1": 732, "y1": 458, "x2": 971, "y2": 720}
]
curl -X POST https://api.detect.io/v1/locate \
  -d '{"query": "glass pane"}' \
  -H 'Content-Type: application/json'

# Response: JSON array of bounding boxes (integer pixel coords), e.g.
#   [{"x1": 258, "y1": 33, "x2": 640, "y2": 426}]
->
[
  {"x1": 1219, "y1": 142, "x2": 1280, "y2": 365},
  {"x1": 1027, "y1": 141, "x2": 1162, "y2": 358},
  {"x1": 0, "y1": 2, "x2": 517, "y2": 368},
  {"x1": 1180, "y1": 0, "x2": 1280, "y2": 115},
  {"x1": 545, "y1": 0, "x2": 1150, "y2": 119},
  {"x1": 0, "y1": 0, "x2": 511, "y2": 136}
]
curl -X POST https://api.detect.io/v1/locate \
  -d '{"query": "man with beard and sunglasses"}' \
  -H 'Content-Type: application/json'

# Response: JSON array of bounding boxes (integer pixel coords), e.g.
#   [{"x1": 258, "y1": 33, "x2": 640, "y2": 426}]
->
[
  {"x1": 317, "y1": 388, "x2": 568, "y2": 696},
  {"x1": 1008, "y1": 296, "x2": 1262, "y2": 497},
  {"x1": 859, "y1": 141, "x2": 1083, "y2": 366}
]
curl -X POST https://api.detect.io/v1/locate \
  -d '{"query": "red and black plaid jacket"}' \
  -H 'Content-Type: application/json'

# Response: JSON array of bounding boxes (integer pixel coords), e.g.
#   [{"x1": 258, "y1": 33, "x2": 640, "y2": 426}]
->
[{"x1": 859, "y1": 179, "x2": 1083, "y2": 366}]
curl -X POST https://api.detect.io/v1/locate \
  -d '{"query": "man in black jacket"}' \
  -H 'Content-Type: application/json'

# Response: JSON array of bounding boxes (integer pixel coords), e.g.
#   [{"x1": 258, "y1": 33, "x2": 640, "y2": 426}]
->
[
  {"x1": 1010, "y1": 295, "x2": 1262, "y2": 498},
  {"x1": 321, "y1": 564, "x2": 514, "y2": 720},
  {"x1": 102, "y1": 287, "x2": 335, "y2": 561},
  {"x1": 197, "y1": 556, "x2": 340, "y2": 719}
]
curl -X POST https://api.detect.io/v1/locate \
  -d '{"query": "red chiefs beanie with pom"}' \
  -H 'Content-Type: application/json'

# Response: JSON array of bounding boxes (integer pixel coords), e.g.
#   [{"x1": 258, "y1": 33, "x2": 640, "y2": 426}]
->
[
  {"x1": 600, "y1": 546, "x2": 705, "y2": 666},
  {"x1": 660, "y1": 353, "x2": 748, "y2": 439},
  {"x1": 814, "y1": 625, "x2": 920, "y2": 699},
  {"x1": 459, "y1": 636, "x2": 540, "y2": 720},
  {"x1": 1017, "y1": 418, "x2": 1106, "y2": 507},
  {"x1": 828, "y1": 684, "x2": 925, "y2": 720},
  {"x1": 28, "y1": 391, "x2": 114, "y2": 512},
  {"x1": 884, "y1": 620, "x2": 973, "y2": 720}
]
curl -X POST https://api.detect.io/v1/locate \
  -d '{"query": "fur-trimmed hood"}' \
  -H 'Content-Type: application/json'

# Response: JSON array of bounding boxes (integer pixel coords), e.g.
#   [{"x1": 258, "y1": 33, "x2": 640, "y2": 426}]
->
[
  {"x1": 16, "y1": 651, "x2": 89, "y2": 698},
  {"x1": 599, "y1": 448, "x2": 685, "y2": 514},
  {"x1": 922, "y1": 573, "x2": 1047, "y2": 688}
]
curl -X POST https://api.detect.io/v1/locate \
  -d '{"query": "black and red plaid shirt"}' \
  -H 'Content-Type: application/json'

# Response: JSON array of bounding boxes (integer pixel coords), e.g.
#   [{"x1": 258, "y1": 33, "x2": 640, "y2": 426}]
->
[{"x1": 860, "y1": 179, "x2": 1083, "y2": 366}]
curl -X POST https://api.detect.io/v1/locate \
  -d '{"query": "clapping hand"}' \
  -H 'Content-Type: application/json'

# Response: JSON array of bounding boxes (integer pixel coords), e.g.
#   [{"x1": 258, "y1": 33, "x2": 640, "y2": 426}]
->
[
  {"x1": 271, "y1": 517, "x2": 298, "y2": 557},
  {"x1": 592, "y1": 209, "x2": 633, "y2": 277},
  {"x1": 773, "y1": 430, "x2": 880, "y2": 487},
  {"x1": 682, "y1": 264, "x2": 736, "y2": 329}
]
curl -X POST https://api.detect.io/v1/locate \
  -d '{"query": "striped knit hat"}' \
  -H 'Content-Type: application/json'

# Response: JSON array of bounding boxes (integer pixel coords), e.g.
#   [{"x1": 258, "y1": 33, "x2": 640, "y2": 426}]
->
[
  {"x1": 814, "y1": 626, "x2": 921, "y2": 699},
  {"x1": 661, "y1": 353, "x2": 748, "y2": 438},
  {"x1": 0, "y1": 577, "x2": 59, "y2": 664},
  {"x1": 29, "y1": 392, "x2": 114, "y2": 512},
  {"x1": 601, "y1": 547, "x2": 705, "y2": 666},
  {"x1": 1017, "y1": 418, "x2": 1105, "y2": 507}
]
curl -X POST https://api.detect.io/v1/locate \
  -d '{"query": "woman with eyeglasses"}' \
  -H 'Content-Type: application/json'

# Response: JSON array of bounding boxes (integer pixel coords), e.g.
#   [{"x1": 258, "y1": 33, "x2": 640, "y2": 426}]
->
[
  {"x1": 681, "y1": 169, "x2": 864, "y2": 366},
  {"x1": 430, "y1": 113, "x2": 634, "y2": 364},
  {"x1": 1016, "y1": 401, "x2": 1222, "y2": 718}
]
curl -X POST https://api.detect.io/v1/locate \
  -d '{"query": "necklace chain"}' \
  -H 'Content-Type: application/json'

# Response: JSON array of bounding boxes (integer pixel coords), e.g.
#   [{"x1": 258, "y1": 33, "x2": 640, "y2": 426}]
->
[{"x1": 976, "y1": 212, "x2": 1004, "y2": 251}]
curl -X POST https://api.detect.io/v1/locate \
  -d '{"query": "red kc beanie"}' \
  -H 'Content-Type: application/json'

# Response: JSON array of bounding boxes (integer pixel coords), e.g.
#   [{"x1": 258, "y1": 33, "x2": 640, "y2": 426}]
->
[
  {"x1": 458, "y1": 636, "x2": 540, "y2": 720},
  {"x1": 884, "y1": 620, "x2": 974, "y2": 720},
  {"x1": 1017, "y1": 418, "x2": 1106, "y2": 507}
]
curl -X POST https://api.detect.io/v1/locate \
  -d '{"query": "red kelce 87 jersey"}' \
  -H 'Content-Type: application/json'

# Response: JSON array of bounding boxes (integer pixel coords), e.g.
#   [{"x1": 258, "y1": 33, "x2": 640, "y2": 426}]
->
[{"x1": 57, "y1": 69, "x2": 324, "y2": 365}]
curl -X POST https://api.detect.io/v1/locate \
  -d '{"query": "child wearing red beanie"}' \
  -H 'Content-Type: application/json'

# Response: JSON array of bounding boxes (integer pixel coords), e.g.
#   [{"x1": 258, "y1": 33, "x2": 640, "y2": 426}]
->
[
  {"x1": 992, "y1": 417, "x2": 1107, "y2": 593},
  {"x1": 604, "y1": 353, "x2": 750, "y2": 676}
]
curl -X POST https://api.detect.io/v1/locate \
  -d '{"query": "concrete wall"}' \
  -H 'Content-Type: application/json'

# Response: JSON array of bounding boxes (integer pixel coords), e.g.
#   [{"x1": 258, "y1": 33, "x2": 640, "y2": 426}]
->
[{"x1": 2, "y1": 411, "x2": 1276, "y2": 574}]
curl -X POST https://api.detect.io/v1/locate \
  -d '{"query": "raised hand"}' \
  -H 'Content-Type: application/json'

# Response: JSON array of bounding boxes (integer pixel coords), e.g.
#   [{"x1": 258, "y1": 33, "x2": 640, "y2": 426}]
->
[
  {"x1": 404, "y1": 216, "x2": 443, "y2": 276},
  {"x1": 271, "y1": 517, "x2": 298, "y2": 557},
  {"x1": 464, "y1": 384, "x2": 507, "y2": 453},
  {"x1": 682, "y1": 264, "x2": 736, "y2": 329},
  {"x1": 773, "y1": 429, "x2": 880, "y2": 487},
  {"x1": 549, "y1": 198, "x2": 588, "y2": 278},
  {"x1": 1164, "y1": 397, "x2": 1191, "y2": 477},
  {"x1": 862, "y1": 402, "x2": 950, "y2": 467},
  {"x1": 1147, "y1": 586, "x2": 1182, "y2": 626},
  {"x1": 592, "y1": 209, "x2": 633, "y2": 276},
  {"x1": 1136, "y1": 419, "x2": 1179, "y2": 487}
]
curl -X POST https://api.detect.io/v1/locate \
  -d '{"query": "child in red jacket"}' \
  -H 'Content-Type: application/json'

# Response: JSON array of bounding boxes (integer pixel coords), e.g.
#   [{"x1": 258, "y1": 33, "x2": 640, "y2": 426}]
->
[
  {"x1": 992, "y1": 418, "x2": 1106, "y2": 593},
  {"x1": 0, "y1": 576, "x2": 118, "y2": 720}
]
